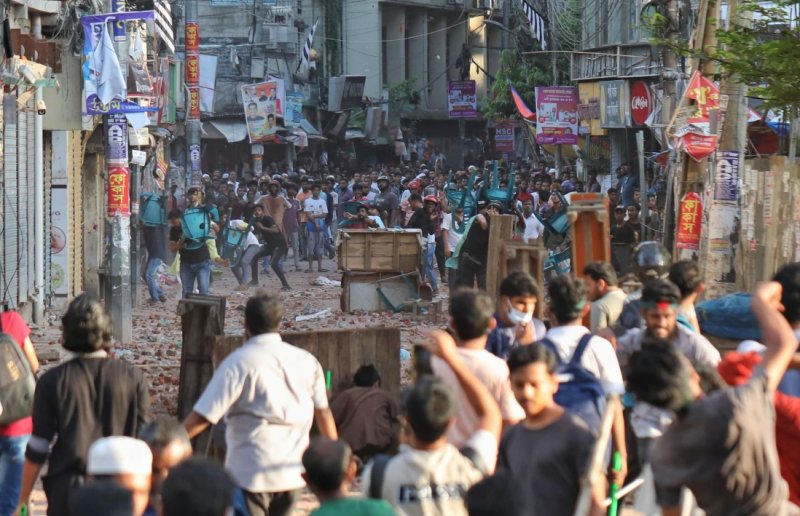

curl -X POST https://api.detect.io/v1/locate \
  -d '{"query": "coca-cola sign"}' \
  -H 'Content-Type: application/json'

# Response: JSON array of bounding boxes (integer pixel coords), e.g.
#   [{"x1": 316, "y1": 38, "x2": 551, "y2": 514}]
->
[{"x1": 630, "y1": 81, "x2": 652, "y2": 126}]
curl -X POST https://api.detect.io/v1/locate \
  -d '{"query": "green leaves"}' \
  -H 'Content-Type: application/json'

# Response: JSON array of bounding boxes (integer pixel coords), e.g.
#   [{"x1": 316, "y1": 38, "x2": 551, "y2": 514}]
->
[{"x1": 481, "y1": 50, "x2": 550, "y2": 120}]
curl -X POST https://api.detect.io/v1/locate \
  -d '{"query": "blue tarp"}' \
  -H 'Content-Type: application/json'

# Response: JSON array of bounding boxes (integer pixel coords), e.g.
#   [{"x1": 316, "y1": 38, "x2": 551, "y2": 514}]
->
[{"x1": 697, "y1": 293, "x2": 761, "y2": 341}]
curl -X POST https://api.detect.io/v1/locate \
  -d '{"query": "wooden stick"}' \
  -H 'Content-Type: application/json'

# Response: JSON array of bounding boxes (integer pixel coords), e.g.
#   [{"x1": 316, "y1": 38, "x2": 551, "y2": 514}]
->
[{"x1": 573, "y1": 394, "x2": 621, "y2": 516}]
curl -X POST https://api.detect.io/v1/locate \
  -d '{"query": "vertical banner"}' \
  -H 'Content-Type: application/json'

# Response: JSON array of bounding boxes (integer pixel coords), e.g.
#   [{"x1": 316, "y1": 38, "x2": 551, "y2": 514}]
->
[
  {"x1": 185, "y1": 22, "x2": 199, "y2": 53},
  {"x1": 241, "y1": 81, "x2": 281, "y2": 142},
  {"x1": 111, "y1": 0, "x2": 126, "y2": 41},
  {"x1": 535, "y1": 86, "x2": 579, "y2": 144},
  {"x1": 108, "y1": 166, "x2": 131, "y2": 216},
  {"x1": 285, "y1": 91, "x2": 303, "y2": 126},
  {"x1": 494, "y1": 120, "x2": 515, "y2": 152},
  {"x1": 676, "y1": 191, "x2": 702, "y2": 250},
  {"x1": 714, "y1": 150, "x2": 740, "y2": 202},
  {"x1": 189, "y1": 144, "x2": 201, "y2": 176},
  {"x1": 448, "y1": 80, "x2": 477, "y2": 118},
  {"x1": 106, "y1": 114, "x2": 128, "y2": 163},
  {"x1": 185, "y1": 20, "x2": 200, "y2": 122},
  {"x1": 253, "y1": 155, "x2": 263, "y2": 175},
  {"x1": 51, "y1": 187, "x2": 69, "y2": 295}
]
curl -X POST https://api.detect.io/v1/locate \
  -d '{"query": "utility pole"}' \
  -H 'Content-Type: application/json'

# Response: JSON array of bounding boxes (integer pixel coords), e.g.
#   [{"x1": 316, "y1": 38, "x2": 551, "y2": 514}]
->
[
  {"x1": 718, "y1": 0, "x2": 750, "y2": 153},
  {"x1": 186, "y1": 0, "x2": 202, "y2": 189},
  {"x1": 105, "y1": 0, "x2": 132, "y2": 343},
  {"x1": 550, "y1": 12, "x2": 562, "y2": 173},
  {"x1": 502, "y1": 0, "x2": 510, "y2": 49},
  {"x1": 661, "y1": 0, "x2": 679, "y2": 148}
]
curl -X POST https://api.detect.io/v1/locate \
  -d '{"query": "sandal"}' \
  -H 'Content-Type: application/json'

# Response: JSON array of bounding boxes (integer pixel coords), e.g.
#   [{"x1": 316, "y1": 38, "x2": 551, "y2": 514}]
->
[{"x1": 319, "y1": 268, "x2": 330, "y2": 273}]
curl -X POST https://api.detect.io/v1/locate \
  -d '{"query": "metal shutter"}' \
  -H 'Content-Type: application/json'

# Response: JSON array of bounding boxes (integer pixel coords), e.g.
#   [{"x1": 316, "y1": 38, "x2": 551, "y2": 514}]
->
[{"x1": 3, "y1": 90, "x2": 18, "y2": 306}]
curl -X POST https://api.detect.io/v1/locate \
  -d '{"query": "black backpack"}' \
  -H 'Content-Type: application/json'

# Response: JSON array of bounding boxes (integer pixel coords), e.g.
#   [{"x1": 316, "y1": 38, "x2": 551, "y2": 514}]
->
[{"x1": 0, "y1": 314, "x2": 36, "y2": 425}]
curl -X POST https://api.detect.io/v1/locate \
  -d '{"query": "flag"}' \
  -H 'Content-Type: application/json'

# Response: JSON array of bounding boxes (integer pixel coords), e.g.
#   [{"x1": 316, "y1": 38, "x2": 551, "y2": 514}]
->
[
  {"x1": 89, "y1": 22, "x2": 126, "y2": 105},
  {"x1": 297, "y1": 18, "x2": 319, "y2": 73},
  {"x1": 510, "y1": 83, "x2": 535, "y2": 121},
  {"x1": 519, "y1": 0, "x2": 546, "y2": 50},
  {"x1": 154, "y1": 0, "x2": 175, "y2": 54}
]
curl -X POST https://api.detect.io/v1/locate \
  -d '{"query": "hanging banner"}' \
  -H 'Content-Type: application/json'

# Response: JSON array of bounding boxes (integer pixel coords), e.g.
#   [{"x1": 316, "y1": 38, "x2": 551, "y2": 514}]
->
[
  {"x1": 285, "y1": 92, "x2": 303, "y2": 126},
  {"x1": 241, "y1": 81, "x2": 281, "y2": 143},
  {"x1": 495, "y1": 120, "x2": 515, "y2": 152},
  {"x1": 185, "y1": 22, "x2": 199, "y2": 53},
  {"x1": 200, "y1": 55, "x2": 218, "y2": 113},
  {"x1": 108, "y1": 166, "x2": 131, "y2": 216},
  {"x1": 676, "y1": 191, "x2": 702, "y2": 250},
  {"x1": 266, "y1": 76, "x2": 287, "y2": 117},
  {"x1": 111, "y1": 0, "x2": 126, "y2": 42},
  {"x1": 448, "y1": 80, "x2": 477, "y2": 118},
  {"x1": 81, "y1": 11, "x2": 159, "y2": 115},
  {"x1": 535, "y1": 86, "x2": 579, "y2": 145},
  {"x1": 714, "y1": 150, "x2": 740, "y2": 202},
  {"x1": 106, "y1": 114, "x2": 128, "y2": 163},
  {"x1": 681, "y1": 132, "x2": 717, "y2": 162},
  {"x1": 253, "y1": 155, "x2": 263, "y2": 175},
  {"x1": 684, "y1": 71, "x2": 721, "y2": 129}
]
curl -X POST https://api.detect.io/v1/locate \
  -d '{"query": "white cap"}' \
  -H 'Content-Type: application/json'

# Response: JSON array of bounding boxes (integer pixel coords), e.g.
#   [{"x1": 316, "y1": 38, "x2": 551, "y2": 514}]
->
[
  {"x1": 222, "y1": 173, "x2": 229, "y2": 179},
  {"x1": 737, "y1": 340, "x2": 766, "y2": 354},
  {"x1": 299, "y1": 168, "x2": 306, "y2": 173},
  {"x1": 87, "y1": 437, "x2": 153, "y2": 476}
]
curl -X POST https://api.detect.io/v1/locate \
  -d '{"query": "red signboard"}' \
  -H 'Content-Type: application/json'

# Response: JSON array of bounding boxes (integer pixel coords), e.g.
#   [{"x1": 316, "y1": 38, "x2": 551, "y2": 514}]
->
[
  {"x1": 630, "y1": 81, "x2": 652, "y2": 126},
  {"x1": 186, "y1": 55, "x2": 200, "y2": 87},
  {"x1": 494, "y1": 120, "x2": 515, "y2": 153},
  {"x1": 682, "y1": 132, "x2": 718, "y2": 162},
  {"x1": 676, "y1": 192, "x2": 702, "y2": 250},
  {"x1": 685, "y1": 71, "x2": 720, "y2": 125},
  {"x1": 108, "y1": 166, "x2": 130, "y2": 216},
  {"x1": 188, "y1": 87, "x2": 200, "y2": 120},
  {"x1": 185, "y1": 22, "x2": 199, "y2": 53}
]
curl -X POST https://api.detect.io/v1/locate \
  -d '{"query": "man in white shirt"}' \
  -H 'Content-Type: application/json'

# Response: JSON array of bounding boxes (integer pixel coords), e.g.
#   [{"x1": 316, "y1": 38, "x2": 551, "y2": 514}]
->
[
  {"x1": 431, "y1": 290, "x2": 523, "y2": 447},
  {"x1": 227, "y1": 219, "x2": 262, "y2": 291},
  {"x1": 183, "y1": 293, "x2": 337, "y2": 516},
  {"x1": 363, "y1": 329, "x2": 501, "y2": 516},
  {"x1": 544, "y1": 274, "x2": 628, "y2": 488},
  {"x1": 521, "y1": 198, "x2": 544, "y2": 243},
  {"x1": 441, "y1": 207, "x2": 465, "y2": 286}
]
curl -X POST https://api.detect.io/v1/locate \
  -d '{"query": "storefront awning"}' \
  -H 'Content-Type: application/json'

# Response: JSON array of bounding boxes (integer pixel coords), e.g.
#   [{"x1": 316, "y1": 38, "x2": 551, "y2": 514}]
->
[
  {"x1": 300, "y1": 119, "x2": 324, "y2": 139},
  {"x1": 203, "y1": 120, "x2": 249, "y2": 143}
]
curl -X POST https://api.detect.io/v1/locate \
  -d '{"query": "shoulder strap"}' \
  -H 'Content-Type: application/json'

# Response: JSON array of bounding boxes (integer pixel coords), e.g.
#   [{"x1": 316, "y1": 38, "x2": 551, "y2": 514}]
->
[
  {"x1": 539, "y1": 338, "x2": 564, "y2": 366},
  {"x1": 369, "y1": 454, "x2": 392, "y2": 499},
  {"x1": 569, "y1": 334, "x2": 594, "y2": 366}
]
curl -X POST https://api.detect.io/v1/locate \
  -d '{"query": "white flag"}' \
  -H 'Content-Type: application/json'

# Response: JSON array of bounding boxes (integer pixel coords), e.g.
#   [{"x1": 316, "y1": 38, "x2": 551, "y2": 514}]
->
[
  {"x1": 90, "y1": 22, "x2": 126, "y2": 105},
  {"x1": 298, "y1": 19, "x2": 319, "y2": 73}
]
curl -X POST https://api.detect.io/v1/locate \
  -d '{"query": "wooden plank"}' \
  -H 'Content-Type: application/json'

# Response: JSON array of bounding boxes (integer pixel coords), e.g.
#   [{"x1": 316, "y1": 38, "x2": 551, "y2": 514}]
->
[
  {"x1": 392, "y1": 233, "x2": 400, "y2": 270},
  {"x1": 364, "y1": 234, "x2": 372, "y2": 270},
  {"x1": 486, "y1": 215, "x2": 515, "y2": 299}
]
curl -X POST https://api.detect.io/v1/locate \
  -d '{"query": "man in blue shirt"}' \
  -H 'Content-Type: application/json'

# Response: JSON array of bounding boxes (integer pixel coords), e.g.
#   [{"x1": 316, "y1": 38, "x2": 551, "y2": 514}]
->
[
  {"x1": 618, "y1": 165, "x2": 640, "y2": 208},
  {"x1": 486, "y1": 272, "x2": 547, "y2": 359}
]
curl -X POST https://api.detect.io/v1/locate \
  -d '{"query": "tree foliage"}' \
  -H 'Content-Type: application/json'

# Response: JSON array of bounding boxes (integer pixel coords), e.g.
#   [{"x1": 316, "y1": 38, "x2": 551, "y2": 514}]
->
[{"x1": 481, "y1": 50, "x2": 550, "y2": 120}]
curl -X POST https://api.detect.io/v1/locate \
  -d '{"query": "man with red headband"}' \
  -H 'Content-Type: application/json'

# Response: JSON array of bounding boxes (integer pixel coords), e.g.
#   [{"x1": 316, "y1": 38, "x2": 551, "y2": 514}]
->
[
  {"x1": 602, "y1": 279, "x2": 720, "y2": 463},
  {"x1": 400, "y1": 180, "x2": 422, "y2": 226}
]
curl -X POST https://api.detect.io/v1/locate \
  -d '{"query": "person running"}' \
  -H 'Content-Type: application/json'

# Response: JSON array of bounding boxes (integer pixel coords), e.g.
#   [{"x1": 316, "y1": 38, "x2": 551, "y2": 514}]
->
[
  {"x1": 626, "y1": 280, "x2": 800, "y2": 516},
  {"x1": 499, "y1": 344, "x2": 606, "y2": 516},
  {"x1": 169, "y1": 209, "x2": 213, "y2": 296},
  {"x1": 183, "y1": 293, "x2": 337, "y2": 516},
  {"x1": 143, "y1": 224, "x2": 167, "y2": 304},
  {"x1": 432, "y1": 289, "x2": 524, "y2": 447},
  {"x1": 251, "y1": 205, "x2": 291, "y2": 291}
]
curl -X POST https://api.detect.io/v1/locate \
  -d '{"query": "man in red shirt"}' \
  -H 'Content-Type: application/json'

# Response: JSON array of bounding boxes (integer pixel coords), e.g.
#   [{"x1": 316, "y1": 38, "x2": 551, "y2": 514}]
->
[{"x1": 0, "y1": 311, "x2": 39, "y2": 516}]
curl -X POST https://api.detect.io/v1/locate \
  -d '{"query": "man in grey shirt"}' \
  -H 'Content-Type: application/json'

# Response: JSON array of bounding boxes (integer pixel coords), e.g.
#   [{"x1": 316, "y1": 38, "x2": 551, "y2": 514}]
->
[
  {"x1": 182, "y1": 292, "x2": 338, "y2": 516},
  {"x1": 373, "y1": 176, "x2": 400, "y2": 227},
  {"x1": 626, "y1": 277, "x2": 800, "y2": 516},
  {"x1": 582, "y1": 261, "x2": 627, "y2": 332}
]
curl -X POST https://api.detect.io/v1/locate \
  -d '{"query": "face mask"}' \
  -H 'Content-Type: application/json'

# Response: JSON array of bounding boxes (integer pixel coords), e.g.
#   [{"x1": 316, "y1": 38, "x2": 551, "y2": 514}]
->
[{"x1": 506, "y1": 298, "x2": 533, "y2": 326}]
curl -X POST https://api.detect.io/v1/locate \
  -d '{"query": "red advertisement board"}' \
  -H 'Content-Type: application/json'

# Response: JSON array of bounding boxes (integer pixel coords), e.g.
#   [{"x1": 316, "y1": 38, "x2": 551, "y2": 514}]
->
[
  {"x1": 676, "y1": 192, "x2": 702, "y2": 250},
  {"x1": 108, "y1": 166, "x2": 130, "y2": 216},
  {"x1": 186, "y1": 22, "x2": 199, "y2": 53}
]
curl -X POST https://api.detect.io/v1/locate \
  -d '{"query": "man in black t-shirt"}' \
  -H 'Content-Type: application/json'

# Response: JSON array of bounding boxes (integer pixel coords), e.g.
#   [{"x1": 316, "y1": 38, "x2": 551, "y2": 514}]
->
[
  {"x1": 250, "y1": 205, "x2": 291, "y2": 291},
  {"x1": 143, "y1": 225, "x2": 167, "y2": 304},
  {"x1": 456, "y1": 202, "x2": 500, "y2": 291},
  {"x1": 610, "y1": 206, "x2": 636, "y2": 246},
  {"x1": 168, "y1": 209, "x2": 212, "y2": 297}
]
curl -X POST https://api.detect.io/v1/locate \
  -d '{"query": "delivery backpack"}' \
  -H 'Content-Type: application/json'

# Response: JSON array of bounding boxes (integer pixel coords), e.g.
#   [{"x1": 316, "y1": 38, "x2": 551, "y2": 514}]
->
[
  {"x1": 541, "y1": 334, "x2": 606, "y2": 432},
  {"x1": 0, "y1": 314, "x2": 36, "y2": 425}
]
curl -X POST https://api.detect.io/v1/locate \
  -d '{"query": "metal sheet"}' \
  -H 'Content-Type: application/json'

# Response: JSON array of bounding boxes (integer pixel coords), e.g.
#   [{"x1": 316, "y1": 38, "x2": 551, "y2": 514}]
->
[
  {"x1": 3, "y1": 93, "x2": 18, "y2": 306},
  {"x1": 207, "y1": 119, "x2": 249, "y2": 143}
]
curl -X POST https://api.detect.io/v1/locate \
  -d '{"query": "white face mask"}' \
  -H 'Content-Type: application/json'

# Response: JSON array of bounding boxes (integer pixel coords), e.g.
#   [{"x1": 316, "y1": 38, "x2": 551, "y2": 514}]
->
[{"x1": 506, "y1": 298, "x2": 533, "y2": 326}]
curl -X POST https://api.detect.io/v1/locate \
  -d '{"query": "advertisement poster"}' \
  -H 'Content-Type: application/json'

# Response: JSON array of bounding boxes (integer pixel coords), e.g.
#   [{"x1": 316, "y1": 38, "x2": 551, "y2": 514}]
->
[
  {"x1": 599, "y1": 80, "x2": 627, "y2": 128},
  {"x1": 51, "y1": 187, "x2": 69, "y2": 296},
  {"x1": 535, "y1": 86, "x2": 579, "y2": 145},
  {"x1": 676, "y1": 191, "x2": 702, "y2": 250},
  {"x1": 106, "y1": 114, "x2": 128, "y2": 163},
  {"x1": 448, "y1": 80, "x2": 477, "y2": 118},
  {"x1": 81, "y1": 11, "x2": 159, "y2": 115},
  {"x1": 285, "y1": 92, "x2": 303, "y2": 127},
  {"x1": 266, "y1": 76, "x2": 287, "y2": 117},
  {"x1": 685, "y1": 71, "x2": 721, "y2": 130},
  {"x1": 108, "y1": 166, "x2": 130, "y2": 216},
  {"x1": 682, "y1": 133, "x2": 717, "y2": 162},
  {"x1": 241, "y1": 81, "x2": 282, "y2": 143},
  {"x1": 495, "y1": 121, "x2": 515, "y2": 152},
  {"x1": 629, "y1": 81, "x2": 652, "y2": 126},
  {"x1": 714, "y1": 150, "x2": 740, "y2": 202}
]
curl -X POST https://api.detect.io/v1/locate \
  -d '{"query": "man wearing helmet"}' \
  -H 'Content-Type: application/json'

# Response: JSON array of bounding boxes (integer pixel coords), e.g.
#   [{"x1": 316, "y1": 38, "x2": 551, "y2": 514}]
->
[
  {"x1": 373, "y1": 176, "x2": 400, "y2": 227},
  {"x1": 614, "y1": 241, "x2": 675, "y2": 334}
]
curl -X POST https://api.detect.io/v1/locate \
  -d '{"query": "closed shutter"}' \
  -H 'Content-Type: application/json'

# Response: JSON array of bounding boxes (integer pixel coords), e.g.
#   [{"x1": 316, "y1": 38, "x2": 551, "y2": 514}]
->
[
  {"x1": 3, "y1": 90, "x2": 18, "y2": 306},
  {"x1": 70, "y1": 131, "x2": 84, "y2": 295},
  {"x1": 26, "y1": 99, "x2": 35, "y2": 300},
  {"x1": 16, "y1": 92, "x2": 29, "y2": 303}
]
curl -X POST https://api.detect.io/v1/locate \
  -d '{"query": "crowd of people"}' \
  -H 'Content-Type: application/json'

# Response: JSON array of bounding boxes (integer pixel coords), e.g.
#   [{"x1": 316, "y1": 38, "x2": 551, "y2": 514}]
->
[{"x1": 1, "y1": 242, "x2": 800, "y2": 516}]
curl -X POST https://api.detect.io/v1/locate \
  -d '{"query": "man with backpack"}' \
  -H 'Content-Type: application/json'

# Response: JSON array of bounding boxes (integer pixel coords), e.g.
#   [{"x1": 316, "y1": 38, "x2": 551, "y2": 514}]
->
[
  {"x1": 0, "y1": 311, "x2": 39, "y2": 516},
  {"x1": 542, "y1": 274, "x2": 628, "y2": 487},
  {"x1": 363, "y1": 330, "x2": 502, "y2": 516}
]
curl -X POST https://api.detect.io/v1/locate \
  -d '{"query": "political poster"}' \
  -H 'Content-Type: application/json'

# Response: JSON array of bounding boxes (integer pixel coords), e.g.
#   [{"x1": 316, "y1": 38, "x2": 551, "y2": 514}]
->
[
  {"x1": 241, "y1": 81, "x2": 282, "y2": 143},
  {"x1": 285, "y1": 92, "x2": 303, "y2": 127},
  {"x1": 267, "y1": 75, "x2": 287, "y2": 117},
  {"x1": 448, "y1": 81, "x2": 477, "y2": 118},
  {"x1": 714, "y1": 150, "x2": 740, "y2": 202},
  {"x1": 535, "y1": 86, "x2": 579, "y2": 145}
]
